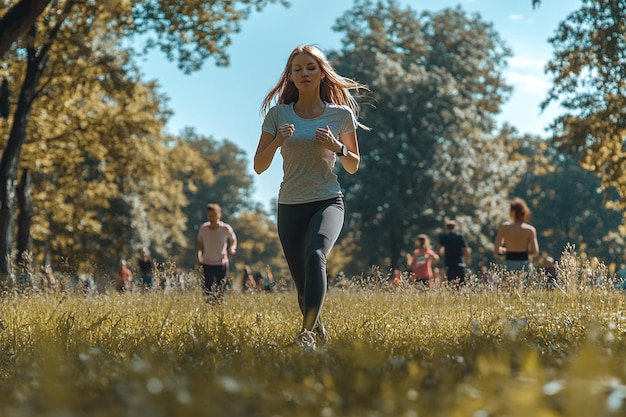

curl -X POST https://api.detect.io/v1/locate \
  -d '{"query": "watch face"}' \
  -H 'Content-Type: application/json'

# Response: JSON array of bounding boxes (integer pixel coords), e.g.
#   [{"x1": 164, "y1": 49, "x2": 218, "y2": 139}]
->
[{"x1": 341, "y1": 145, "x2": 348, "y2": 157}]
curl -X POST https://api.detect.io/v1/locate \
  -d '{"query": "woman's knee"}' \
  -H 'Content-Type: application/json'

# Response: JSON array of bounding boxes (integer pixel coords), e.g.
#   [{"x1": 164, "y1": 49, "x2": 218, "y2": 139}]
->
[{"x1": 306, "y1": 249, "x2": 327, "y2": 269}]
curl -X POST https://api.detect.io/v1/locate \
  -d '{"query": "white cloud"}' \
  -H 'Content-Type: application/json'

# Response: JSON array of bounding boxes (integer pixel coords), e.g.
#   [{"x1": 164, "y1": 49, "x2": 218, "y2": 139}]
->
[
  {"x1": 508, "y1": 56, "x2": 546, "y2": 71},
  {"x1": 505, "y1": 70, "x2": 551, "y2": 95},
  {"x1": 509, "y1": 14, "x2": 524, "y2": 21}
]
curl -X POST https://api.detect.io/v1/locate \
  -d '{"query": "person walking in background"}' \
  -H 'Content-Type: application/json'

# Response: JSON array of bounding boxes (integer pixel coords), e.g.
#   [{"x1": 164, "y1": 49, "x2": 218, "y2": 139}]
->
[
  {"x1": 137, "y1": 248, "x2": 156, "y2": 291},
  {"x1": 438, "y1": 220, "x2": 471, "y2": 286},
  {"x1": 432, "y1": 267, "x2": 444, "y2": 286},
  {"x1": 406, "y1": 234, "x2": 439, "y2": 286},
  {"x1": 544, "y1": 256, "x2": 557, "y2": 289},
  {"x1": 253, "y1": 44, "x2": 368, "y2": 350},
  {"x1": 196, "y1": 203, "x2": 237, "y2": 303},
  {"x1": 391, "y1": 268, "x2": 402, "y2": 288},
  {"x1": 479, "y1": 265, "x2": 491, "y2": 284},
  {"x1": 261, "y1": 265, "x2": 276, "y2": 292},
  {"x1": 243, "y1": 265, "x2": 277, "y2": 293},
  {"x1": 617, "y1": 264, "x2": 626, "y2": 291},
  {"x1": 494, "y1": 197, "x2": 539, "y2": 276},
  {"x1": 116, "y1": 259, "x2": 133, "y2": 293},
  {"x1": 242, "y1": 265, "x2": 260, "y2": 293},
  {"x1": 43, "y1": 264, "x2": 57, "y2": 292}
]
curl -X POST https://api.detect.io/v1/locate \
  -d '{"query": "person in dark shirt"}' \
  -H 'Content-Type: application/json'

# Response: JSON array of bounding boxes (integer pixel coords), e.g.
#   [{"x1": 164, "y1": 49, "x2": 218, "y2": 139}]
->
[
  {"x1": 438, "y1": 220, "x2": 471, "y2": 286},
  {"x1": 137, "y1": 247, "x2": 156, "y2": 291}
]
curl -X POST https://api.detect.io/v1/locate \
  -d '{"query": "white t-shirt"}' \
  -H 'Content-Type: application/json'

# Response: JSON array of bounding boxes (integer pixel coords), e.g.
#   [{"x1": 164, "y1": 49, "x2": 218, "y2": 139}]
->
[
  {"x1": 262, "y1": 102, "x2": 357, "y2": 204},
  {"x1": 197, "y1": 221, "x2": 236, "y2": 266}
]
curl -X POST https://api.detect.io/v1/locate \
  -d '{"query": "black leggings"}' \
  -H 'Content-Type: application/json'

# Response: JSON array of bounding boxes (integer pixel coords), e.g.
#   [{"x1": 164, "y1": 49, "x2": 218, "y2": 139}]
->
[
  {"x1": 278, "y1": 197, "x2": 344, "y2": 331},
  {"x1": 202, "y1": 264, "x2": 227, "y2": 295}
]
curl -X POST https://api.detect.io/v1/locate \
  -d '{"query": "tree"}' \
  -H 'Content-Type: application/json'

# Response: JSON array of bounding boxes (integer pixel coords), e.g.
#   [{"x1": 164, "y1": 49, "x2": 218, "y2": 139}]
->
[
  {"x1": 329, "y1": 0, "x2": 520, "y2": 274},
  {"x1": 1, "y1": 4, "x2": 221, "y2": 273},
  {"x1": 0, "y1": 0, "x2": 288, "y2": 276},
  {"x1": 0, "y1": 0, "x2": 50, "y2": 58},
  {"x1": 173, "y1": 128, "x2": 258, "y2": 269},
  {"x1": 0, "y1": 0, "x2": 288, "y2": 66},
  {"x1": 513, "y1": 137, "x2": 625, "y2": 268},
  {"x1": 228, "y1": 209, "x2": 288, "y2": 284},
  {"x1": 542, "y1": 0, "x2": 626, "y2": 232},
  {"x1": 10, "y1": 39, "x2": 208, "y2": 272}
]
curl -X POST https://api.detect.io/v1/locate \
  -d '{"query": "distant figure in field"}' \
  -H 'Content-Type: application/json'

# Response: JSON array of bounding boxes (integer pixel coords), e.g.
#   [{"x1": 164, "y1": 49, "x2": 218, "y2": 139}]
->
[
  {"x1": 137, "y1": 247, "x2": 156, "y2": 291},
  {"x1": 43, "y1": 264, "x2": 57, "y2": 292},
  {"x1": 172, "y1": 268, "x2": 185, "y2": 291},
  {"x1": 438, "y1": 220, "x2": 471, "y2": 286},
  {"x1": 243, "y1": 265, "x2": 276, "y2": 293},
  {"x1": 432, "y1": 267, "x2": 444, "y2": 285},
  {"x1": 479, "y1": 265, "x2": 491, "y2": 284},
  {"x1": 544, "y1": 256, "x2": 557, "y2": 289},
  {"x1": 242, "y1": 265, "x2": 261, "y2": 292},
  {"x1": 196, "y1": 203, "x2": 237, "y2": 303},
  {"x1": 78, "y1": 274, "x2": 96, "y2": 296},
  {"x1": 494, "y1": 197, "x2": 539, "y2": 275},
  {"x1": 391, "y1": 268, "x2": 402, "y2": 288},
  {"x1": 260, "y1": 265, "x2": 276, "y2": 292},
  {"x1": 616, "y1": 264, "x2": 626, "y2": 290},
  {"x1": 116, "y1": 259, "x2": 133, "y2": 293},
  {"x1": 406, "y1": 234, "x2": 439, "y2": 286}
]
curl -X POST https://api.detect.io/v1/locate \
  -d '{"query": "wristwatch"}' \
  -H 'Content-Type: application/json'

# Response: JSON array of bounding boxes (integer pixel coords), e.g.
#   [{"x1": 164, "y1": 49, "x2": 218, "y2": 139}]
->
[{"x1": 336, "y1": 144, "x2": 348, "y2": 157}]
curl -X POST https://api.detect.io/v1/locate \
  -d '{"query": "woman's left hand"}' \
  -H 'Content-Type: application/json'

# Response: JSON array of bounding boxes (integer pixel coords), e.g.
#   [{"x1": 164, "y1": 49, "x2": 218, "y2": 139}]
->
[{"x1": 315, "y1": 125, "x2": 341, "y2": 152}]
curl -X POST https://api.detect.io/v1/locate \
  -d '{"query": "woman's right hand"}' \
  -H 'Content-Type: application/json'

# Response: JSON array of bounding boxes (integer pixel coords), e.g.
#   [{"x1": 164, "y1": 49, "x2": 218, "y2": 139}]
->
[
  {"x1": 254, "y1": 124, "x2": 294, "y2": 174},
  {"x1": 276, "y1": 123, "x2": 295, "y2": 146}
]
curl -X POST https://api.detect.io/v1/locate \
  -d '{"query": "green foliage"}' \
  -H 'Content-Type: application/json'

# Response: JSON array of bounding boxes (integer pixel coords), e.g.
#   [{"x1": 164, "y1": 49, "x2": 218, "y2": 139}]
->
[
  {"x1": 329, "y1": 1, "x2": 519, "y2": 273},
  {"x1": 0, "y1": 0, "x2": 289, "y2": 71},
  {"x1": 126, "y1": 0, "x2": 290, "y2": 72},
  {"x1": 1, "y1": 252, "x2": 626, "y2": 416},
  {"x1": 514, "y1": 137, "x2": 625, "y2": 268},
  {"x1": 0, "y1": 0, "x2": 289, "y2": 276},
  {"x1": 178, "y1": 128, "x2": 256, "y2": 218},
  {"x1": 0, "y1": 0, "x2": 50, "y2": 58},
  {"x1": 228, "y1": 209, "x2": 288, "y2": 279},
  {"x1": 177, "y1": 128, "x2": 276, "y2": 269},
  {"x1": 543, "y1": 0, "x2": 626, "y2": 229}
]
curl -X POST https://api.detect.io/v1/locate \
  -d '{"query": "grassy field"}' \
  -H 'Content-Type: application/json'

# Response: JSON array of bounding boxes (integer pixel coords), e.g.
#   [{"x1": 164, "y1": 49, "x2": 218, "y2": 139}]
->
[{"x1": 1, "y1": 257, "x2": 626, "y2": 416}]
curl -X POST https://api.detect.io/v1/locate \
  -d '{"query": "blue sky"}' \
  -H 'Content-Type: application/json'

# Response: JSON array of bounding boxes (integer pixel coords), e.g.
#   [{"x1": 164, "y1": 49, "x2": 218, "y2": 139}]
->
[{"x1": 139, "y1": 0, "x2": 580, "y2": 210}]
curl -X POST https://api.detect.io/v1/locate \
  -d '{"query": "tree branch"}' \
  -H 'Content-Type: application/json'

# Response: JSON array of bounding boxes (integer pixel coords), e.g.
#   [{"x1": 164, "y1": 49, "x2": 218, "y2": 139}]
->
[{"x1": 0, "y1": 0, "x2": 51, "y2": 58}]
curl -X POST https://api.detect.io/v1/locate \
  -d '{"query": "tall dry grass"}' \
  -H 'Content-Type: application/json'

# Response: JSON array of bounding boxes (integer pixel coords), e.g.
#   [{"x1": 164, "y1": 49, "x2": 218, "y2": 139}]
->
[{"x1": 1, "y1": 248, "x2": 626, "y2": 417}]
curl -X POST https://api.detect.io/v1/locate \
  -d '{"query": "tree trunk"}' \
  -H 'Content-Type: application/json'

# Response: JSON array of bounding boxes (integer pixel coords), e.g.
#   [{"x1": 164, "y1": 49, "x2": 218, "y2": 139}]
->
[
  {"x1": 0, "y1": 39, "x2": 48, "y2": 277},
  {"x1": 16, "y1": 168, "x2": 32, "y2": 260},
  {"x1": 0, "y1": 0, "x2": 51, "y2": 58}
]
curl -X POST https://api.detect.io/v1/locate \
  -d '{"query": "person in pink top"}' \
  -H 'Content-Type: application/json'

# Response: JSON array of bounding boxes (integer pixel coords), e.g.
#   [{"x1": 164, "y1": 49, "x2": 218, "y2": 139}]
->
[
  {"x1": 196, "y1": 203, "x2": 237, "y2": 302},
  {"x1": 406, "y1": 234, "x2": 440, "y2": 286},
  {"x1": 116, "y1": 259, "x2": 133, "y2": 293}
]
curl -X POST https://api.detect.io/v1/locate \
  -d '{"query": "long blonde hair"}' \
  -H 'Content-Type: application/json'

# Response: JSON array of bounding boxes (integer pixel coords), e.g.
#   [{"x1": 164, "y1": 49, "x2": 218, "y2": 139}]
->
[{"x1": 261, "y1": 44, "x2": 369, "y2": 129}]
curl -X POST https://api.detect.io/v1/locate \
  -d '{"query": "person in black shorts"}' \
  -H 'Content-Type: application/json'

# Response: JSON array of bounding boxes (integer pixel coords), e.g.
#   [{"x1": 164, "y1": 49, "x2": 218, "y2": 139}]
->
[
  {"x1": 437, "y1": 220, "x2": 471, "y2": 286},
  {"x1": 137, "y1": 247, "x2": 155, "y2": 291}
]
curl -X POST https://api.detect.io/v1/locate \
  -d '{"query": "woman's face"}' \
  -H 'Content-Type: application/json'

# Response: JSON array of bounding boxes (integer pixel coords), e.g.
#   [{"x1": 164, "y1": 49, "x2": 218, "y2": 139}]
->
[{"x1": 289, "y1": 52, "x2": 324, "y2": 90}]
